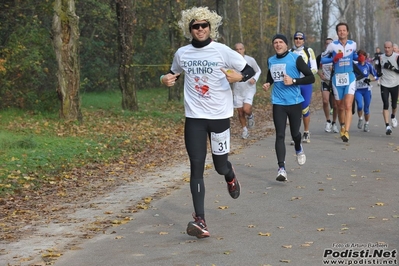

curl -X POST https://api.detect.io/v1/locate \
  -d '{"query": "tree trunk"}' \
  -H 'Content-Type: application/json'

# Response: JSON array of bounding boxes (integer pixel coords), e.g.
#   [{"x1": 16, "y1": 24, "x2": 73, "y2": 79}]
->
[
  {"x1": 237, "y1": 0, "x2": 243, "y2": 43},
  {"x1": 168, "y1": 0, "x2": 180, "y2": 101},
  {"x1": 258, "y1": 0, "x2": 265, "y2": 74},
  {"x1": 52, "y1": 0, "x2": 82, "y2": 121},
  {"x1": 320, "y1": 0, "x2": 330, "y2": 52},
  {"x1": 365, "y1": 0, "x2": 374, "y2": 53},
  {"x1": 116, "y1": 0, "x2": 138, "y2": 111}
]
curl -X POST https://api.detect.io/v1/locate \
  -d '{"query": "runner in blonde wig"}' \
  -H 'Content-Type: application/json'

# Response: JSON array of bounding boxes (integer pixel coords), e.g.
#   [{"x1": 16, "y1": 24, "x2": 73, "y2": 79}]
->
[
  {"x1": 160, "y1": 6, "x2": 256, "y2": 239},
  {"x1": 178, "y1": 6, "x2": 222, "y2": 40}
]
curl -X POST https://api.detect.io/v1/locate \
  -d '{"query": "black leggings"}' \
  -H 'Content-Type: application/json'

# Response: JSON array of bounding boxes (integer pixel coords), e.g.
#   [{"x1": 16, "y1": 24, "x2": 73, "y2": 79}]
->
[
  {"x1": 273, "y1": 103, "x2": 302, "y2": 168},
  {"x1": 380, "y1": 85, "x2": 399, "y2": 110},
  {"x1": 184, "y1": 117, "x2": 235, "y2": 220}
]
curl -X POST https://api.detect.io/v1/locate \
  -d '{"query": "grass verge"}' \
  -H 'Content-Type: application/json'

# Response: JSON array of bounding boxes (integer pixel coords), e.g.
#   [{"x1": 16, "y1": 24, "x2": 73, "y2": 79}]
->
[{"x1": 0, "y1": 88, "x2": 185, "y2": 194}]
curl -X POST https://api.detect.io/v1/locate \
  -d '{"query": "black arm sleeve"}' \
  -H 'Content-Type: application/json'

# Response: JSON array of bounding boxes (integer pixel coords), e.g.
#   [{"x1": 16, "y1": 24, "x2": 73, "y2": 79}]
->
[
  {"x1": 396, "y1": 56, "x2": 399, "y2": 73},
  {"x1": 240, "y1": 64, "x2": 256, "y2": 82},
  {"x1": 353, "y1": 63, "x2": 364, "y2": 80},
  {"x1": 376, "y1": 57, "x2": 382, "y2": 76},
  {"x1": 295, "y1": 56, "x2": 315, "y2": 85},
  {"x1": 266, "y1": 70, "x2": 274, "y2": 85}
]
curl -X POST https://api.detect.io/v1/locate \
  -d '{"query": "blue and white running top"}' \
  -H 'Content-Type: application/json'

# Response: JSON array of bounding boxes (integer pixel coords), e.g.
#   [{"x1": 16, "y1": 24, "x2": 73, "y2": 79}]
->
[
  {"x1": 321, "y1": 40, "x2": 358, "y2": 74},
  {"x1": 321, "y1": 40, "x2": 358, "y2": 98}
]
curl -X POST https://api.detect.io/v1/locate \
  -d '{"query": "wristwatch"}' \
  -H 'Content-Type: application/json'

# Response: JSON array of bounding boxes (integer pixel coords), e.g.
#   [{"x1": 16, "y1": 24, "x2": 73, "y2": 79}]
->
[{"x1": 293, "y1": 78, "x2": 297, "y2": 84}]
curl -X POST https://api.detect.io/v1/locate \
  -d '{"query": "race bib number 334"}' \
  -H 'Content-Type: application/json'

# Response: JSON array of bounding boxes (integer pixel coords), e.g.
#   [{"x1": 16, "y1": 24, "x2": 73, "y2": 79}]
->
[{"x1": 270, "y1": 64, "x2": 286, "y2": 82}]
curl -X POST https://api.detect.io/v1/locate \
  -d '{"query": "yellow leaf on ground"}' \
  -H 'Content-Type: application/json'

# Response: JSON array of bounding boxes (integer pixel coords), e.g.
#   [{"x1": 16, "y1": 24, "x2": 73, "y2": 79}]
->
[
  {"x1": 282, "y1": 245, "x2": 292, "y2": 248},
  {"x1": 375, "y1": 202, "x2": 385, "y2": 206},
  {"x1": 144, "y1": 197, "x2": 152, "y2": 203},
  {"x1": 42, "y1": 253, "x2": 62, "y2": 258},
  {"x1": 291, "y1": 196, "x2": 302, "y2": 201},
  {"x1": 218, "y1": 206, "x2": 229, "y2": 210},
  {"x1": 317, "y1": 228, "x2": 325, "y2": 231},
  {"x1": 258, "y1": 232, "x2": 271, "y2": 236},
  {"x1": 136, "y1": 204, "x2": 148, "y2": 209},
  {"x1": 205, "y1": 164, "x2": 213, "y2": 170}
]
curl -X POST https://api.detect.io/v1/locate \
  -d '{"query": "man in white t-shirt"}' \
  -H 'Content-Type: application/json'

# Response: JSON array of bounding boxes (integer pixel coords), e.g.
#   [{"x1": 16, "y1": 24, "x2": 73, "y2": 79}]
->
[
  {"x1": 160, "y1": 6, "x2": 255, "y2": 239},
  {"x1": 232, "y1": 42, "x2": 261, "y2": 139}
]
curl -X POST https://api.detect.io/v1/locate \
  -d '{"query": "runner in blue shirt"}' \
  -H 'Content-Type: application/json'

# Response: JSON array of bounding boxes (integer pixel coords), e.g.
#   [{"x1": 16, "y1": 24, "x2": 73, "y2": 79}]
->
[
  {"x1": 262, "y1": 34, "x2": 315, "y2": 182},
  {"x1": 354, "y1": 49, "x2": 378, "y2": 132}
]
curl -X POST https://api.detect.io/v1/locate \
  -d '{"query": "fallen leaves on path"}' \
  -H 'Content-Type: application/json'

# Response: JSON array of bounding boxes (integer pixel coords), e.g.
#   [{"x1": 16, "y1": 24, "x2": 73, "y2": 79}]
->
[{"x1": 0, "y1": 91, "x2": 322, "y2": 264}]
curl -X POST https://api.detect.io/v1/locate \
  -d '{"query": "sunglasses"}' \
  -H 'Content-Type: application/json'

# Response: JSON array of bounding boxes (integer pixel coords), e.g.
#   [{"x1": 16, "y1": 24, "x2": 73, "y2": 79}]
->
[
  {"x1": 294, "y1": 37, "x2": 304, "y2": 40},
  {"x1": 191, "y1": 22, "x2": 209, "y2": 30}
]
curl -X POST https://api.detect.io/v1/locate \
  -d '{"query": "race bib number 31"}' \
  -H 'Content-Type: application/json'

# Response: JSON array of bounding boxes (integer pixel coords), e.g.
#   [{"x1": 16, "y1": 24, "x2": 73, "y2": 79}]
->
[
  {"x1": 335, "y1": 73, "x2": 349, "y2": 86},
  {"x1": 211, "y1": 129, "x2": 230, "y2": 155}
]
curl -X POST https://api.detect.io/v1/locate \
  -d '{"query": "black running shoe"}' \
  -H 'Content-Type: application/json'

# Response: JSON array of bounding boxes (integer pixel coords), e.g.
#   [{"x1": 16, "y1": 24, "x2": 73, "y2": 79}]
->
[
  {"x1": 186, "y1": 214, "x2": 210, "y2": 238},
  {"x1": 227, "y1": 167, "x2": 240, "y2": 199}
]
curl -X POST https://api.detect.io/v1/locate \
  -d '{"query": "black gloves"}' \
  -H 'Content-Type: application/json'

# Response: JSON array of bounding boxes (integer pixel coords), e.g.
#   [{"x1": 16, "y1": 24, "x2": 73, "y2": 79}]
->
[
  {"x1": 382, "y1": 61, "x2": 399, "y2": 74},
  {"x1": 383, "y1": 61, "x2": 395, "y2": 70},
  {"x1": 364, "y1": 78, "x2": 371, "y2": 85}
]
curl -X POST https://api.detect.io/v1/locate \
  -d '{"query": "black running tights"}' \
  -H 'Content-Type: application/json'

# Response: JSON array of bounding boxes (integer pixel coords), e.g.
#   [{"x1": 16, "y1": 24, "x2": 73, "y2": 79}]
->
[
  {"x1": 380, "y1": 85, "x2": 398, "y2": 110},
  {"x1": 273, "y1": 103, "x2": 303, "y2": 168},
  {"x1": 184, "y1": 117, "x2": 235, "y2": 220}
]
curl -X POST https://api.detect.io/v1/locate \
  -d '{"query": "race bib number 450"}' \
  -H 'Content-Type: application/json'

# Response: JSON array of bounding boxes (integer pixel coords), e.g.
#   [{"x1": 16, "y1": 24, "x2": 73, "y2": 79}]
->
[
  {"x1": 211, "y1": 129, "x2": 230, "y2": 155},
  {"x1": 335, "y1": 73, "x2": 349, "y2": 86}
]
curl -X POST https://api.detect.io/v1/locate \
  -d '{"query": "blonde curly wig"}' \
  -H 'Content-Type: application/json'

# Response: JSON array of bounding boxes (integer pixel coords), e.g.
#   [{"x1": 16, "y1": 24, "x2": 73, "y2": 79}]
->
[{"x1": 178, "y1": 6, "x2": 223, "y2": 41}]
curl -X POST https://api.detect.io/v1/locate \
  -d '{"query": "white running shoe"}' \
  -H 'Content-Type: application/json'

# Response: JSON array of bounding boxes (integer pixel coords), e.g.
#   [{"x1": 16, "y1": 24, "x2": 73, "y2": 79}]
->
[
  {"x1": 276, "y1": 168, "x2": 287, "y2": 182},
  {"x1": 357, "y1": 119, "x2": 364, "y2": 129},
  {"x1": 332, "y1": 124, "x2": 339, "y2": 133},
  {"x1": 392, "y1": 117, "x2": 398, "y2": 128},
  {"x1": 325, "y1": 122, "x2": 332, "y2": 132},
  {"x1": 364, "y1": 123, "x2": 370, "y2": 132},
  {"x1": 242, "y1": 129, "x2": 249, "y2": 139},
  {"x1": 296, "y1": 148, "x2": 306, "y2": 166},
  {"x1": 247, "y1": 114, "x2": 255, "y2": 129}
]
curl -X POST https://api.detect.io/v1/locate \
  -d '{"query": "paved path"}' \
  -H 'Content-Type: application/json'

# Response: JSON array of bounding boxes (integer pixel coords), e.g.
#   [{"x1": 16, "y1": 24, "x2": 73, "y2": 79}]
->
[{"x1": 52, "y1": 82, "x2": 399, "y2": 266}]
